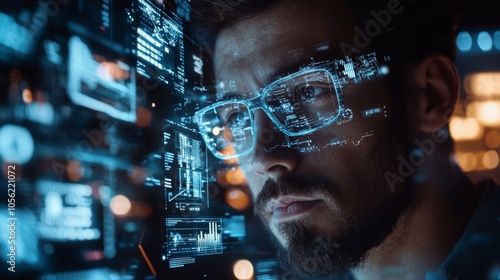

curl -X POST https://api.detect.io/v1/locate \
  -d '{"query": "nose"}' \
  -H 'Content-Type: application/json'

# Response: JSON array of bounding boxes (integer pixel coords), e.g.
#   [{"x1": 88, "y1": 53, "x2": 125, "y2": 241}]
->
[{"x1": 249, "y1": 110, "x2": 299, "y2": 181}]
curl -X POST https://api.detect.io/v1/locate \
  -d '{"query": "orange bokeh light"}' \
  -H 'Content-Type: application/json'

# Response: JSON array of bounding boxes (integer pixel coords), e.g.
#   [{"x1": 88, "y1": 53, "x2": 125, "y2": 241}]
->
[
  {"x1": 225, "y1": 188, "x2": 250, "y2": 211},
  {"x1": 128, "y1": 166, "x2": 147, "y2": 185},
  {"x1": 67, "y1": 160, "x2": 83, "y2": 182},
  {"x1": 226, "y1": 167, "x2": 246, "y2": 186},
  {"x1": 136, "y1": 107, "x2": 152, "y2": 127}
]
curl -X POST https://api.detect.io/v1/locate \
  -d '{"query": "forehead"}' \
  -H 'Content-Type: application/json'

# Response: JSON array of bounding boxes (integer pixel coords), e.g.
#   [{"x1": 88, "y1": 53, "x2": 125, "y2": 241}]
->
[{"x1": 214, "y1": 0, "x2": 357, "y2": 93}]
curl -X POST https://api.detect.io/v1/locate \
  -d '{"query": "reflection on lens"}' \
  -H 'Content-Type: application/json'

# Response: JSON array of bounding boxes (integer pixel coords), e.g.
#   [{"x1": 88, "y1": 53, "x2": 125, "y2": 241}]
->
[
  {"x1": 263, "y1": 69, "x2": 340, "y2": 135},
  {"x1": 197, "y1": 102, "x2": 254, "y2": 159},
  {"x1": 212, "y1": 126, "x2": 221, "y2": 136}
]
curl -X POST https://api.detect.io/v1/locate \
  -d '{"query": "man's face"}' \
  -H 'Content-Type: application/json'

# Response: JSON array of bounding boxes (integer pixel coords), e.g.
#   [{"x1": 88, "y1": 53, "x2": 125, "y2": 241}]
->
[{"x1": 214, "y1": 0, "x2": 415, "y2": 277}]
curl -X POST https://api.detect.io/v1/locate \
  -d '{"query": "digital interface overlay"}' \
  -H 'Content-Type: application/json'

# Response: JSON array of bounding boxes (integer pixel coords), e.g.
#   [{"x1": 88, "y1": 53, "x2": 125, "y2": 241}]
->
[
  {"x1": 163, "y1": 121, "x2": 208, "y2": 215},
  {"x1": 135, "y1": 0, "x2": 186, "y2": 94},
  {"x1": 0, "y1": 1, "x2": 278, "y2": 279},
  {"x1": 200, "y1": 52, "x2": 391, "y2": 157}
]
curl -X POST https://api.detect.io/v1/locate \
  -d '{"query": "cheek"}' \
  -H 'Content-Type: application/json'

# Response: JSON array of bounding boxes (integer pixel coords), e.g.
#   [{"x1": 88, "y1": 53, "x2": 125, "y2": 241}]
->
[
  {"x1": 334, "y1": 81, "x2": 393, "y2": 147},
  {"x1": 238, "y1": 159, "x2": 265, "y2": 198}
]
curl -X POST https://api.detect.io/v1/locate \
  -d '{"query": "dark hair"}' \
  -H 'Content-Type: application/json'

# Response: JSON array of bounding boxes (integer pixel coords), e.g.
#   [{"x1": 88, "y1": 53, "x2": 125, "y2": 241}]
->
[
  {"x1": 191, "y1": 0, "x2": 460, "y2": 62},
  {"x1": 191, "y1": 0, "x2": 276, "y2": 54}
]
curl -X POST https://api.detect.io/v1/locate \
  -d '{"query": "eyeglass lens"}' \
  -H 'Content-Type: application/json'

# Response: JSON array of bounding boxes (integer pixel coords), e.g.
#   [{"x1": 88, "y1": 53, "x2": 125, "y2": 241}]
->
[{"x1": 198, "y1": 69, "x2": 340, "y2": 159}]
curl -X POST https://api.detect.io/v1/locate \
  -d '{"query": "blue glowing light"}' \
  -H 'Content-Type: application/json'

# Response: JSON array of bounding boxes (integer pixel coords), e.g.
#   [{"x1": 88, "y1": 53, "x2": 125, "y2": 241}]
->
[
  {"x1": 456, "y1": 31, "x2": 473, "y2": 52},
  {"x1": 0, "y1": 12, "x2": 33, "y2": 57},
  {"x1": 477, "y1": 31, "x2": 493, "y2": 51},
  {"x1": 0, "y1": 124, "x2": 35, "y2": 164},
  {"x1": 493, "y1": 31, "x2": 500, "y2": 50}
]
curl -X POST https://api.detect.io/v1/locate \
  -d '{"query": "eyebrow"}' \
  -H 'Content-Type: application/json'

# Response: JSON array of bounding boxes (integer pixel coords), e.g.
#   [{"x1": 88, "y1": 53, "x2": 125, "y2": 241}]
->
[
  {"x1": 268, "y1": 50, "x2": 343, "y2": 82},
  {"x1": 218, "y1": 49, "x2": 344, "y2": 100},
  {"x1": 218, "y1": 90, "x2": 261, "y2": 101}
]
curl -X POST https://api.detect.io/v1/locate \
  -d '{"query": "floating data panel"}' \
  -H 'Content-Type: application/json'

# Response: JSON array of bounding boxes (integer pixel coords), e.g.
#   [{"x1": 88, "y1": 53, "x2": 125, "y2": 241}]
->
[
  {"x1": 135, "y1": 0, "x2": 186, "y2": 94},
  {"x1": 163, "y1": 120, "x2": 208, "y2": 215},
  {"x1": 33, "y1": 180, "x2": 116, "y2": 270},
  {"x1": 163, "y1": 215, "x2": 246, "y2": 269},
  {"x1": 164, "y1": 217, "x2": 223, "y2": 268},
  {"x1": 67, "y1": 36, "x2": 137, "y2": 122},
  {"x1": 36, "y1": 181, "x2": 104, "y2": 242},
  {"x1": 0, "y1": 9, "x2": 37, "y2": 62},
  {"x1": 0, "y1": 1, "x2": 275, "y2": 279}
]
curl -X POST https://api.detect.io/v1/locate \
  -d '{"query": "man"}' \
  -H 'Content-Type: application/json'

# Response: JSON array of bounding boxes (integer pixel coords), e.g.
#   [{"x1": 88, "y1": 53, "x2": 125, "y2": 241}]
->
[{"x1": 192, "y1": 0, "x2": 500, "y2": 279}]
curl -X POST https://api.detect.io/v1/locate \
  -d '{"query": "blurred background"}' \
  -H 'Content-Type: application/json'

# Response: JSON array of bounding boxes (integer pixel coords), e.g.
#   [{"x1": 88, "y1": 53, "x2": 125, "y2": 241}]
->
[
  {"x1": 0, "y1": 0, "x2": 498, "y2": 279},
  {"x1": 451, "y1": 1, "x2": 500, "y2": 182}
]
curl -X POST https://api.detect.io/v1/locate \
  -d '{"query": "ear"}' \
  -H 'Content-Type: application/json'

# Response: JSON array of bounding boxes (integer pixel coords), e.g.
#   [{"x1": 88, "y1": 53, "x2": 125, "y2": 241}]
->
[{"x1": 411, "y1": 55, "x2": 459, "y2": 133}]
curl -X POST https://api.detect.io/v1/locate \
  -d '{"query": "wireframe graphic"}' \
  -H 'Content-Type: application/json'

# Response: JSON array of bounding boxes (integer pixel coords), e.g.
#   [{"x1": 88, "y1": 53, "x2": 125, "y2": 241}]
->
[{"x1": 164, "y1": 121, "x2": 208, "y2": 214}]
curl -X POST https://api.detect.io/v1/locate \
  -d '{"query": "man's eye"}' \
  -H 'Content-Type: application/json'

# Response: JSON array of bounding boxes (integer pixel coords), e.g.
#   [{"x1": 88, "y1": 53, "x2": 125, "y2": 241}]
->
[
  {"x1": 223, "y1": 110, "x2": 249, "y2": 126},
  {"x1": 293, "y1": 84, "x2": 330, "y2": 103}
]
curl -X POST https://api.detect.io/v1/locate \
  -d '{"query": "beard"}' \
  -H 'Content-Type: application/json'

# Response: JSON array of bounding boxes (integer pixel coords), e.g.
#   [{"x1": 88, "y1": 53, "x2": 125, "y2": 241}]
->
[{"x1": 253, "y1": 136, "x2": 416, "y2": 279}]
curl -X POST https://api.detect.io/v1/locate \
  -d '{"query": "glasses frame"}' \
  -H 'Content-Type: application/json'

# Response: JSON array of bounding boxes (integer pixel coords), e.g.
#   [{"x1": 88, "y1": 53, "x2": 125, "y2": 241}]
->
[
  {"x1": 195, "y1": 66, "x2": 345, "y2": 159},
  {"x1": 195, "y1": 52, "x2": 393, "y2": 159}
]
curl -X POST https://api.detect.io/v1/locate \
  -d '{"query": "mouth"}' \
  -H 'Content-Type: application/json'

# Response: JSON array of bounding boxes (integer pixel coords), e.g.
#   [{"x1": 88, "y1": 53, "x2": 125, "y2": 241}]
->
[{"x1": 267, "y1": 197, "x2": 323, "y2": 222}]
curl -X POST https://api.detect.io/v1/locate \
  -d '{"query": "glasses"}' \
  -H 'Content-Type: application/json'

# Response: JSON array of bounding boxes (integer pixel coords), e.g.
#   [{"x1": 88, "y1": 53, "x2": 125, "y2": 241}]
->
[{"x1": 195, "y1": 52, "x2": 389, "y2": 160}]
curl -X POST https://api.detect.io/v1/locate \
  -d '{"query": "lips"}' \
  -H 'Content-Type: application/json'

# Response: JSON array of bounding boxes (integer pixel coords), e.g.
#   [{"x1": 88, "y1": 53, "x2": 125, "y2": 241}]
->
[{"x1": 267, "y1": 197, "x2": 322, "y2": 221}]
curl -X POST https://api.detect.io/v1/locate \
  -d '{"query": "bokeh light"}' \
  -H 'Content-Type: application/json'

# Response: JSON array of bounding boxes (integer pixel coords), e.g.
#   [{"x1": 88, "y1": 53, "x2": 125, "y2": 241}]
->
[
  {"x1": 233, "y1": 259, "x2": 254, "y2": 280},
  {"x1": 136, "y1": 107, "x2": 152, "y2": 127},
  {"x1": 22, "y1": 88, "x2": 33, "y2": 103},
  {"x1": 474, "y1": 152, "x2": 486, "y2": 171},
  {"x1": 494, "y1": 31, "x2": 500, "y2": 50},
  {"x1": 467, "y1": 101, "x2": 500, "y2": 127},
  {"x1": 67, "y1": 160, "x2": 84, "y2": 182},
  {"x1": 478, "y1": 31, "x2": 493, "y2": 51},
  {"x1": 485, "y1": 130, "x2": 500, "y2": 148},
  {"x1": 455, "y1": 152, "x2": 477, "y2": 172},
  {"x1": 212, "y1": 126, "x2": 221, "y2": 136},
  {"x1": 128, "y1": 166, "x2": 147, "y2": 185},
  {"x1": 225, "y1": 188, "x2": 251, "y2": 211},
  {"x1": 483, "y1": 150, "x2": 499, "y2": 170},
  {"x1": 0, "y1": 124, "x2": 35, "y2": 164},
  {"x1": 226, "y1": 167, "x2": 246, "y2": 186},
  {"x1": 464, "y1": 72, "x2": 500, "y2": 98},
  {"x1": 110, "y1": 195, "x2": 132, "y2": 216},
  {"x1": 456, "y1": 31, "x2": 473, "y2": 52},
  {"x1": 449, "y1": 116, "x2": 483, "y2": 141}
]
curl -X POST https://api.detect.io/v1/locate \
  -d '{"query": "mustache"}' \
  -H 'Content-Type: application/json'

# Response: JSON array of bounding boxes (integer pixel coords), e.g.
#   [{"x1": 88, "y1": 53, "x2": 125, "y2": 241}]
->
[{"x1": 254, "y1": 176, "x2": 339, "y2": 218}]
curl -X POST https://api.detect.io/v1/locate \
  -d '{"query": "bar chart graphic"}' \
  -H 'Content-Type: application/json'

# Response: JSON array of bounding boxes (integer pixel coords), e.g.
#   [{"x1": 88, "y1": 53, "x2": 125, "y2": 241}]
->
[
  {"x1": 165, "y1": 217, "x2": 223, "y2": 262},
  {"x1": 197, "y1": 221, "x2": 221, "y2": 253}
]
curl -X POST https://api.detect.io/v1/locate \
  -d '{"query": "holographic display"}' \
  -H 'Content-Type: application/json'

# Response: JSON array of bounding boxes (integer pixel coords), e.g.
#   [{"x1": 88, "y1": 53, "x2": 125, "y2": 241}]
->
[
  {"x1": 163, "y1": 215, "x2": 246, "y2": 268},
  {"x1": 67, "y1": 36, "x2": 137, "y2": 122},
  {"x1": 0, "y1": 1, "x2": 273, "y2": 279},
  {"x1": 163, "y1": 121, "x2": 208, "y2": 215},
  {"x1": 165, "y1": 218, "x2": 223, "y2": 268},
  {"x1": 135, "y1": 0, "x2": 186, "y2": 94},
  {"x1": 0, "y1": 11, "x2": 35, "y2": 60},
  {"x1": 36, "y1": 181, "x2": 103, "y2": 242}
]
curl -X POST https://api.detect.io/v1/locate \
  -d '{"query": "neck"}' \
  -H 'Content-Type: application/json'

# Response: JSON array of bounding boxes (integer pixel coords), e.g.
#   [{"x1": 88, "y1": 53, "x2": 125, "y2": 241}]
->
[{"x1": 352, "y1": 154, "x2": 481, "y2": 280}]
